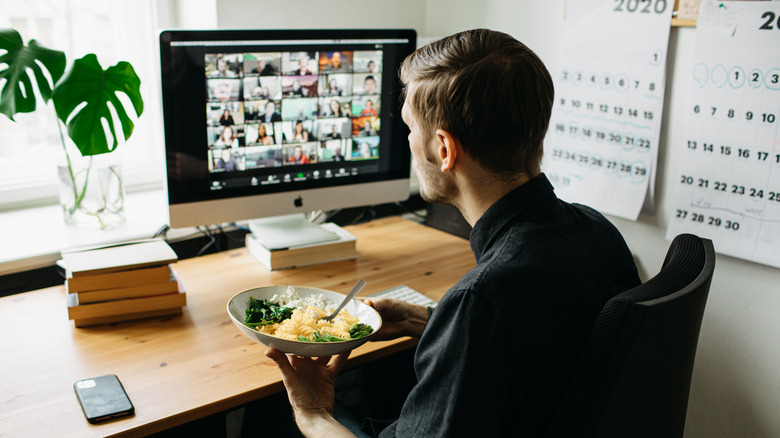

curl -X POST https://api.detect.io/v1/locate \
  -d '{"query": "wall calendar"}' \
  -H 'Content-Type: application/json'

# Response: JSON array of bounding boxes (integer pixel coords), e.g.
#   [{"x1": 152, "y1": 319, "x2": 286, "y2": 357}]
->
[
  {"x1": 667, "y1": 0, "x2": 780, "y2": 268},
  {"x1": 543, "y1": 0, "x2": 674, "y2": 220}
]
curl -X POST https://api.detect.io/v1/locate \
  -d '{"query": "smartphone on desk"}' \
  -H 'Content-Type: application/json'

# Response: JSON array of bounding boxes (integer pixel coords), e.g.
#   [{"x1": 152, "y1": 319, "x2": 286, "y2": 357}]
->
[{"x1": 74, "y1": 374, "x2": 134, "y2": 424}]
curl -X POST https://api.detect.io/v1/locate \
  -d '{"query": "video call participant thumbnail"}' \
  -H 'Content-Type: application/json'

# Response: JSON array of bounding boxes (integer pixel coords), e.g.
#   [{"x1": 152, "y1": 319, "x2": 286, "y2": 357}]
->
[
  {"x1": 245, "y1": 76, "x2": 283, "y2": 100},
  {"x1": 354, "y1": 74, "x2": 380, "y2": 95},
  {"x1": 319, "y1": 139, "x2": 348, "y2": 162},
  {"x1": 283, "y1": 52, "x2": 318, "y2": 76},
  {"x1": 319, "y1": 51, "x2": 352, "y2": 73},
  {"x1": 206, "y1": 54, "x2": 241, "y2": 78},
  {"x1": 207, "y1": 78, "x2": 241, "y2": 102},
  {"x1": 284, "y1": 143, "x2": 317, "y2": 165},
  {"x1": 322, "y1": 98, "x2": 350, "y2": 118},
  {"x1": 282, "y1": 76, "x2": 318, "y2": 98},
  {"x1": 244, "y1": 53, "x2": 281, "y2": 76},
  {"x1": 352, "y1": 116, "x2": 379, "y2": 137},
  {"x1": 261, "y1": 100, "x2": 282, "y2": 123},
  {"x1": 353, "y1": 50, "x2": 382, "y2": 73},
  {"x1": 212, "y1": 148, "x2": 245, "y2": 172}
]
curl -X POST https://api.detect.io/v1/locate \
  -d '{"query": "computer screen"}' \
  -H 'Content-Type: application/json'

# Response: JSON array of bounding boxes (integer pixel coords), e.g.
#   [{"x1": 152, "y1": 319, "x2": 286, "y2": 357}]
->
[{"x1": 159, "y1": 29, "x2": 416, "y2": 228}]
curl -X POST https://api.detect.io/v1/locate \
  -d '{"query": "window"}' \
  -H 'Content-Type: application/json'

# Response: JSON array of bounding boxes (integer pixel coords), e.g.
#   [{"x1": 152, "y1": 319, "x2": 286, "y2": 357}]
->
[{"x1": 0, "y1": 0, "x2": 164, "y2": 209}]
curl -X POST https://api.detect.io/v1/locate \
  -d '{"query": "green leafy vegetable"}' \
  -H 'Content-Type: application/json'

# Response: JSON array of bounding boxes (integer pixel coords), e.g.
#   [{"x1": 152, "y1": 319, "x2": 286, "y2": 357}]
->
[
  {"x1": 319, "y1": 332, "x2": 348, "y2": 342},
  {"x1": 349, "y1": 323, "x2": 374, "y2": 339},
  {"x1": 244, "y1": 297, "x2": 294, "y2": 327}
]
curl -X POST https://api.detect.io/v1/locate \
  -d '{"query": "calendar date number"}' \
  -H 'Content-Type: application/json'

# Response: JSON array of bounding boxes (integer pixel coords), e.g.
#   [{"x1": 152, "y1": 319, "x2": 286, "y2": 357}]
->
[
  {"x1": 675, "y1": 210, "x2": 740, "y2": 230},
  {"x1": 680, "y1": 175, "x2": 779, "y2": 202}
]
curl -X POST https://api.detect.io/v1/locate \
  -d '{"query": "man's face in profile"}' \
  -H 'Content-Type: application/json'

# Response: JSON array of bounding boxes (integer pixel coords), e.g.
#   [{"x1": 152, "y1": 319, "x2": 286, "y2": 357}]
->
[{"x1": 401, "y1": 86, "x2": 455, "y2": 205}]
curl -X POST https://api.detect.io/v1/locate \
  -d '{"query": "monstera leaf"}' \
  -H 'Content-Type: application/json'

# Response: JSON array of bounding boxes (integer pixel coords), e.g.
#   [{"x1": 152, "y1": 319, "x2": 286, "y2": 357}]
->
[
  {"x1": 0, "y1": 28, "x2": 66, "y2": 121},
  {"x1": 52, "y1": 54, "x2": 144, "y2": 156}
]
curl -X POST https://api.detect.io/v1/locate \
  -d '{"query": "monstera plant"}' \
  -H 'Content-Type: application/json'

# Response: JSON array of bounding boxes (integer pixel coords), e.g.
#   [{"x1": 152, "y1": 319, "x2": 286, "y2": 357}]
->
[{"x1": 0, "y1": 28, "x2": 144, "y2": 228}]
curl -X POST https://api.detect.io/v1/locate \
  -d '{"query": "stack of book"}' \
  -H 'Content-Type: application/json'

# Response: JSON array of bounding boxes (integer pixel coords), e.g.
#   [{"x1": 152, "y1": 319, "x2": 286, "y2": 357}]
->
[
  {"x1": 246, "y1": 222, "x2": 358, "y2": 270},
  {"x1": 62, "y1": 239, "x2": 185, "y2": 327}
]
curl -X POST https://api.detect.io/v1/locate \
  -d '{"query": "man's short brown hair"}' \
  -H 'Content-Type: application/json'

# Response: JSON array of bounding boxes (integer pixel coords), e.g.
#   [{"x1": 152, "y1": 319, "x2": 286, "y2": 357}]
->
[{"x1": 400, "y1": 29, "x2": 554, "y2": 176}]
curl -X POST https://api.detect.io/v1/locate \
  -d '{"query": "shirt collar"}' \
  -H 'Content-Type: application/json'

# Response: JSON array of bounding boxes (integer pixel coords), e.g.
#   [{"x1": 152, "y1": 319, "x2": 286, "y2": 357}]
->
[{"x1": 468, "y1": 173, "x2": 556, "y2": 262}]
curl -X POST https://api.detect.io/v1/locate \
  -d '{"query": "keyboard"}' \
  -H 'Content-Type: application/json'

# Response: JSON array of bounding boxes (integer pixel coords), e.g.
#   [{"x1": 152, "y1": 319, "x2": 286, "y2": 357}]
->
[{"x1": 369, "y1": 284, "x2": 438, "y2": 307}]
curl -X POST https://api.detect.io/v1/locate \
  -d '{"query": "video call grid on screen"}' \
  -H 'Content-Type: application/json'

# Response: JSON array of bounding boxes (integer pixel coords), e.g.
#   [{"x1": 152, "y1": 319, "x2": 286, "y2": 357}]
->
[
  {"x1": 162, "y1": 32, "x2": 414, "y2": 200},
  {"x1": 193, "y1": 39, "x2": 400, "y2": 184}
]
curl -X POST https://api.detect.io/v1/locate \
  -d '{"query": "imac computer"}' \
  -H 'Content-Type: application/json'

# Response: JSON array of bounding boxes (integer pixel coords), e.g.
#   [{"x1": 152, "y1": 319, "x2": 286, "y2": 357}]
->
[{"x1": 158, "y1": 29, "x2": 416, "y2": 233}]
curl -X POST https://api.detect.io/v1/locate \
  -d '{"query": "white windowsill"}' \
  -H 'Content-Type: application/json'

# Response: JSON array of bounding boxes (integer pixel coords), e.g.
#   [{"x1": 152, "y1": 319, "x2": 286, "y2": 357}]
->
[
  {"x1": 0, "y1": 189, "x2": 171, "y2": 276},
  {"x1": 0, "y1": 172, "x2": 422, "y2": 277}
]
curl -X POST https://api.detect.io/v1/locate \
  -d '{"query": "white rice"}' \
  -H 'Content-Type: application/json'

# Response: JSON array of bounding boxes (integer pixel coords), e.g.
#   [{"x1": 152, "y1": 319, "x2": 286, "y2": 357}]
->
[{"x1": 269, "y1": 286, "x2": 335, "y2": 311}]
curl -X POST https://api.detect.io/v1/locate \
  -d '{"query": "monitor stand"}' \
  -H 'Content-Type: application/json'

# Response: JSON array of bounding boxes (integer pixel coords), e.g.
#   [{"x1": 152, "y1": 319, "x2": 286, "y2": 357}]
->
[{"x1": 247, "y1": 213, "x2": 339, "y2": 250}]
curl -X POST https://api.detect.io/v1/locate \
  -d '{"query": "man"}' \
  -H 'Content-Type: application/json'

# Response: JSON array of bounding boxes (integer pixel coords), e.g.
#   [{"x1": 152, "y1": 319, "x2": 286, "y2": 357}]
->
[
  {"x1": 262, "y1": 100, "x2": 282, "y2": 123},
  {"x1": 362, "y1": 75, "x2": 377, "y2": 95},
  {"x1": 288, "y1": 145, "x2": 310, "y2": 164},
  {"x1": 322, "y1": 51, "x2": 348, "y2": 73},
  {"x1": 208, "y1": 57, "x2": 236, "y2": 78},
  {"x1": 266, "y1": 29, "x2": 640, "y2": 437},
  {"x1": 254, "y1": 58, "x2": 277, "y2": 76}
]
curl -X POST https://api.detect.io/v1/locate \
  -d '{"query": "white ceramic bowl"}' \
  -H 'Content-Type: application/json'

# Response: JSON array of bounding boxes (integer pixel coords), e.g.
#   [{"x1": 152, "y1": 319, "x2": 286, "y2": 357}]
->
[{"x1": 227, "y1": 285, "x2": 382, "y2": 357}]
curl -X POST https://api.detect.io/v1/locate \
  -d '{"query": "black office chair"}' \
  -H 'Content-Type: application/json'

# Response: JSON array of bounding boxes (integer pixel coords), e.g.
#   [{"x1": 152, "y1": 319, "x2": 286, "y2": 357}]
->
[{"x1": 547, "y1": 233, "x2": 716, "y2": 438}]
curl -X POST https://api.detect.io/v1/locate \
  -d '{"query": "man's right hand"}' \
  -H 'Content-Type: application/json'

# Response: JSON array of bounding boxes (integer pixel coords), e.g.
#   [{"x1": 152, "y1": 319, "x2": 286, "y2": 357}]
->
[{"x1": 358, "y1": 297, "x2": 430, "y2": 341}]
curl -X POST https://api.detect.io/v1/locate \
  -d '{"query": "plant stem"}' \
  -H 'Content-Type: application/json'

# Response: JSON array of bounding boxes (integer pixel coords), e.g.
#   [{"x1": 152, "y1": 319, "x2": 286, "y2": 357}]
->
[{"x1": 56, "y1": 118, "x2": 90, "y2": 215}]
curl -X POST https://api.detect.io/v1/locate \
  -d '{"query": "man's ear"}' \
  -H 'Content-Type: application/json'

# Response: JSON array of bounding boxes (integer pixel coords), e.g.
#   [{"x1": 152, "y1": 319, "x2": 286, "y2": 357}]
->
[{"x1": 435, "y1": 128, "x2": 459, "y2": 172}]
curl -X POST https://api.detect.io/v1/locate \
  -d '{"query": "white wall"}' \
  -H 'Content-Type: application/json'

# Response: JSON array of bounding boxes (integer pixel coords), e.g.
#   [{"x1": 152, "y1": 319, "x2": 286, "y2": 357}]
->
[
  {"x1": 216, "y1": 2, "x2": 780, "y2": 436},
  {"x1": 216, "y1": 0, "x2": 424, "y2": 30}
]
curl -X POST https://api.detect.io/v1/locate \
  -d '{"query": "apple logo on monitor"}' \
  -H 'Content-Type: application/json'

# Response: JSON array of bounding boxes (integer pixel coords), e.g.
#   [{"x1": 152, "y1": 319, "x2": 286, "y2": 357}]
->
[{"x1": 294, "y1": 196, "x2": 303, "y2": 208}]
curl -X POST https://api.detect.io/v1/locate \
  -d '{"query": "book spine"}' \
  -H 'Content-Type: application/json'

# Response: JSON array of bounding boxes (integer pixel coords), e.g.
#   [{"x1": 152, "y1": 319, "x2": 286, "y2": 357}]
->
[
  {"x1": 67, "y1": 292, "x2": 187, "y2": 320},
  {"x1": 73, "y1": 308, "x2": 183, "y2": 328},
  {"x1": 67, "y1": 265, "x2": 173, "y2": 293},
  {"x1": 63, "y1": 239, "x2": 178, "y2": 277},
  {"x1": 74, "y1": 280, "x2": 179, "y2": 304}
]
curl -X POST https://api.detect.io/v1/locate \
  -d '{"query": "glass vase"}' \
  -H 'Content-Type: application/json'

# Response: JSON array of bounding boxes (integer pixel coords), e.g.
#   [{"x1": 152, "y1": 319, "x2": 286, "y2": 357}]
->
[{"x1": 57, "y1": 150, "x2": 126, "y2": 229}]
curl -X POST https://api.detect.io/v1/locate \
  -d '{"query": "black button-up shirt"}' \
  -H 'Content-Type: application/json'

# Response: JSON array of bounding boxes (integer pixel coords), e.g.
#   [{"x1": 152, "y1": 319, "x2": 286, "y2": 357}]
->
[{"x1": 380, "y1": 174, "x2": 641, "y2": 437}]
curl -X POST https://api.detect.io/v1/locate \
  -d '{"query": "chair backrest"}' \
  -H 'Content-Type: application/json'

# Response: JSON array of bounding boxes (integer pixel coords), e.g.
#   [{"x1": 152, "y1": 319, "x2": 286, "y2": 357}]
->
[{"x1": 547, "y1": 234, "x2": 716, "y2": 438}]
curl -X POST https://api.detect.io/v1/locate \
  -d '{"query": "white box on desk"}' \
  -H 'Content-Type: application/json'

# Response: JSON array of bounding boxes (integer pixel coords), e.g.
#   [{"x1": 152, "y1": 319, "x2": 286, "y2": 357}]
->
[{"x1": 245, "y1": 222, "x2": 358, "y2": 270}]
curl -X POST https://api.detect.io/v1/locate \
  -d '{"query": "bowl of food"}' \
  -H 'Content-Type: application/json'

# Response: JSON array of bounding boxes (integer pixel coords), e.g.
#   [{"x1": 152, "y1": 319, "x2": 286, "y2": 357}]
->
[{"x1": 227, "y1": 285, "x2": 382, "y2": 357}]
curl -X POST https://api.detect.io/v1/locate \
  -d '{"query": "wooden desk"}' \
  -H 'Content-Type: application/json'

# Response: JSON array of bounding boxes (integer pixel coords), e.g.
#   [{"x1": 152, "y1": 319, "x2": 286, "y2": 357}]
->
[{"x1": 0, "y1": 217, "x2": 474, "y2": 437}]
